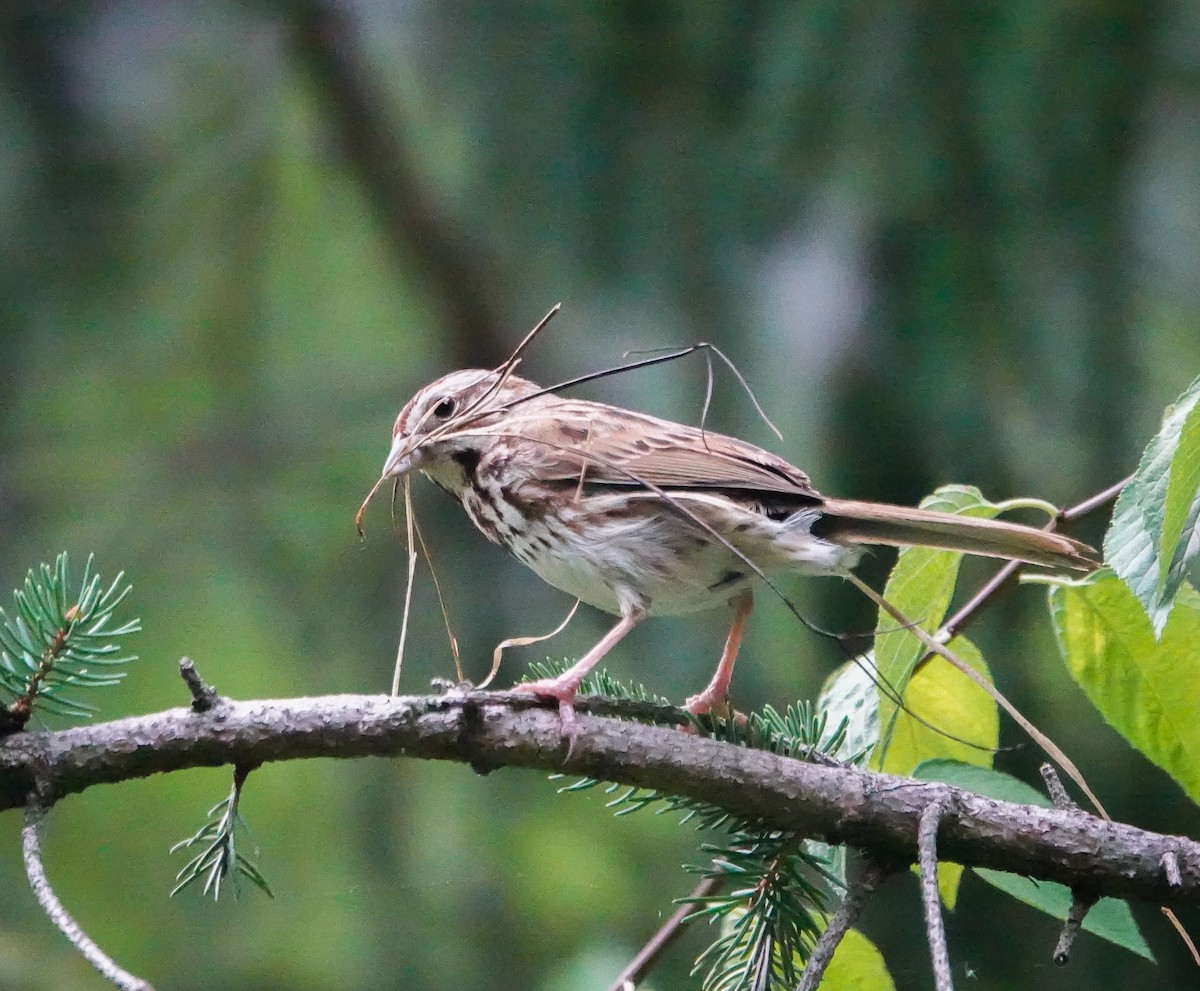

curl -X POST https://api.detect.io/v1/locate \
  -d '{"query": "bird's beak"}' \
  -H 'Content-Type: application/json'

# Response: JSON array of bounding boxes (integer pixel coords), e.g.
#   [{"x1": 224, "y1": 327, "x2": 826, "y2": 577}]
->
[{"x1": 381, "y1": 434, "x2": 424, "y2": 479}]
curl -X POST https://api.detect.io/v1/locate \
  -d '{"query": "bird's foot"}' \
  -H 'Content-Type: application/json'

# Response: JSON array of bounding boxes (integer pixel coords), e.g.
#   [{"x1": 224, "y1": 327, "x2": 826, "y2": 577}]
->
[
  {"x1": 681, "y1": 690, "x2": 746, "y2": 732},
  {"x1": 513, "y1": 676, "x2": 583, "y2": 741},
  {"x1": 683, "y1": 688, "x2": 732, "y2": 719}
]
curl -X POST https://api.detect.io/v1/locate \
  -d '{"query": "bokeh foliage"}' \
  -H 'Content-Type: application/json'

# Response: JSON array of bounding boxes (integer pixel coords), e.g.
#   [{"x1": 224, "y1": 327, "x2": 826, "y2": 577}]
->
[{"x1": 1, "y1": 1, "x2": 1199, "y2": 988}]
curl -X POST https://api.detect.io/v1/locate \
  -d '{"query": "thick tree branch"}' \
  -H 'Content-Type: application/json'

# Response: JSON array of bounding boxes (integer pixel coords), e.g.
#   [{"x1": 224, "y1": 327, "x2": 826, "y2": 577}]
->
[{"x1": 0, "y1": 692, "x2": 1197, "y2": 907}]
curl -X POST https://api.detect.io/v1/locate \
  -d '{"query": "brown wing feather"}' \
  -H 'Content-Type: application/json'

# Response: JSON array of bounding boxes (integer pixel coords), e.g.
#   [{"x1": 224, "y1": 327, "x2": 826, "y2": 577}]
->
[
  {"x1": 470, "y1": 387, "x2": 1095, "y2": 571},
  {"x1": 501, "y1": 401, "x2": 821, "y2": 497}
]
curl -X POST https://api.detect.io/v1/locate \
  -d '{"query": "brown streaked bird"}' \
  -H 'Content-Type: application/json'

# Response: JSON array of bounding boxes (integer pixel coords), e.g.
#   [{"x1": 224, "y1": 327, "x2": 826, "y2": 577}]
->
[{"x1": 371, "y1": 367, "x2": 1095, "y2": 722}]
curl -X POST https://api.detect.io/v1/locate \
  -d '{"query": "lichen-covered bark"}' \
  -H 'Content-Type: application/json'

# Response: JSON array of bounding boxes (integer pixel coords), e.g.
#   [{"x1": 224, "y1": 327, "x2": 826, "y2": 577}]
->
[{"x1": 0, "y1": 691, "x2": 1195, "y2": 905}]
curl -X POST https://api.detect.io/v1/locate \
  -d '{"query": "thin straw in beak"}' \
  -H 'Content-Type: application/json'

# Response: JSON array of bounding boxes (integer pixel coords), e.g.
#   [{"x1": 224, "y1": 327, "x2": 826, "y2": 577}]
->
[{"x1": 356, "y1": 437, "x2": 424, "y2": 537}]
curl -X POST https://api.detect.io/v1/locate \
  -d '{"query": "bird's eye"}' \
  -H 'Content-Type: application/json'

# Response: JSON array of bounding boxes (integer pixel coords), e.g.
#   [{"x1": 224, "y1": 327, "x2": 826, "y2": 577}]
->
[{"x1": 433, "y1": 397, "x2": 456, "y2": 419}]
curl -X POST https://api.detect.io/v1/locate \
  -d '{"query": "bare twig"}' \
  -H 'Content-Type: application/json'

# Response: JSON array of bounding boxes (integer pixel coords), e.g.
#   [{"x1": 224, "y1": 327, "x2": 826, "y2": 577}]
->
[
  {"x1": 604, "y1": 875, "x2": 722, "y2": 991},
  {"x1": 918, "y1": 801, "x2": 954, "y2": 991},
  {"x1": 179, "y1": 657, "x2": 219, "y2": 712},
  {"x1": 1057, "y1": 475, "x2": 1134, "y2": 524},
  {"x1": 1053, "y1": 890, "x2": 1098, "y2": 965},
  {"x1": 796, "y1": 855, "x2": 894, "y2": 991},
  {"x1": 1040, "y1": 763, "x2": 1078, "y2": 811},
  {"x1": 1163, "y1": 907, "x2": 1200, "y2": 966},
  {"x1": 1163, "y1": 850, "x2": 1183, "y2": 887},
  {"x1": 937, "y1": 474, "x2": 1129, "y2": 644},
  {"x1": 23, "y1": 798, "x2": 155, "y2": 991}
]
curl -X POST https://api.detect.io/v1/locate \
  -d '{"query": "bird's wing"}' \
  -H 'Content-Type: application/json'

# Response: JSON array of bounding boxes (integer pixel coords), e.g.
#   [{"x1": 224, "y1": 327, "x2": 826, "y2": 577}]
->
[{"x1": 494, "y1": 401, "x2": 822, "y2": 498}]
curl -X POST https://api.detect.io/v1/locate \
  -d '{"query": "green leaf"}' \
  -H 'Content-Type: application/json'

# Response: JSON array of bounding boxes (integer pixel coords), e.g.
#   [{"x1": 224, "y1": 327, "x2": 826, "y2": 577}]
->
[
  {"x1": 874, "y1": 486, "x2": 1006, "y2": 752},
  {"x1": 879, "y1": 639, "x2": 999, "y2": 910},
  {"x1": 1105, "y1": 374, "x2": 1200, "y2": 636},
  {"x1": 972, "y1": 870, "x2": 1153, "y2": 961},
  {"x1": 815, "y1": 927, "x2": 896, "y2": 991},
  {"x1": 1161, "y1": 399, "x2": 1200, "y2": 589},
  {"x1": 818, "y1": 660, "x2": 881, "y2": 764},
  {"x1": 912, "y1": 760, "x2": 1153, "y2": 962},
  {"x1": 1047, "y1": 571, "x2": 1200, "y2": 804},
  {"x1": 877, "y1": 638, "x2": 998, "y2": 777},
  {"x1": 912, "y1": 758, "x2": 1051, "y2": 807}
]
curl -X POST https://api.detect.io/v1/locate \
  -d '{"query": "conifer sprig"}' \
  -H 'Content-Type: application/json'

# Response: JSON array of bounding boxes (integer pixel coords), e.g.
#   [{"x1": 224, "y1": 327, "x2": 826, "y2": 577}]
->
[
  {"x1": 171, "y1": 767, "x2": 273, "y2": 901},
  {"x1": 535, "y1": 660, "x2": 852, "y2": 991},
  {"x1": 0, "y1": 553, "x2": 140, "y2": 731}
]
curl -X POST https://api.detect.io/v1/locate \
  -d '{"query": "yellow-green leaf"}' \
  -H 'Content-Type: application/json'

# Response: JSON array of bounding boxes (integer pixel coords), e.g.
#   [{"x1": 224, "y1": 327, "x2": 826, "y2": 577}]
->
[
  {"x1": 875, "y1": 486, "x2": 1005, "y2": 752},
  {"x1": 878, "y1": 639, "x2": 998, "y2": 909},
  {"x1": 816, "y1": 927, "x2": 896, "y2": 991},
  {"x1": 876, "y1": 637, "x2": 999, "y2": 777},
  {"x1": 1160, "y1": 397, "x2": 1200, "y2": 590},
  {"x1": 1047, "y1": 571, "x2": 1200, "y2": 804},
  {"x1": 818, "y1": 658, "x2": 881, "y2": 763}
]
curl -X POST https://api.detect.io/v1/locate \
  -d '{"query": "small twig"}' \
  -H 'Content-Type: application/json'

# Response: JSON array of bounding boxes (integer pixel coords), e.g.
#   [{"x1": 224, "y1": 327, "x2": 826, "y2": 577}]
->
[
  {"x1": 1162, "y1": 907, "x2": 1200, "y2": 966},
  {"x1": 1053, "y1": 890, "x2": 1098, "y2": 965},
  {"x1": 23, "y1": 797, "x2": 155, "y2": 991},
  {"x1": 604, "y1": 875, "x2": 722, "y2": 991},
  {"x1": 938, "y1": 474, "x2": 1130, "y2": 644},
  {"x1": 1162, "y1": 850, "x2": 1183, "y2": 887},
  {"x1": 1057, "y1": 475, "x2": 1133, "y2": 523},
  {"x1": 1040, "y1": 763, "x2": 1078, "y2": 811},
  {"x1": 795, "y1": 855, "x2": 894, "y2": 991},
  {"x1": 178, "y1": 657, "x2": 219, "y2": 712},
  {"x1": 918, "y1": 801, "x2": 954, "y2": 991}
]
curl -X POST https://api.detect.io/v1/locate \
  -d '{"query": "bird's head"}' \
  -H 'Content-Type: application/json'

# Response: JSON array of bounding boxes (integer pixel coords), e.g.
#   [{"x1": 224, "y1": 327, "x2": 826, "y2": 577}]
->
[{"x1": 377, "y1": 368, "x2": 545, "y2": 495}]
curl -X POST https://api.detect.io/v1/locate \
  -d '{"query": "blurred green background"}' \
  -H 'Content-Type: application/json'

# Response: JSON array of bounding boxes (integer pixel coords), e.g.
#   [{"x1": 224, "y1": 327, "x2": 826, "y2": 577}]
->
[{"x1": 1, "y1": 2, "x2": 1198, "y2": 988}]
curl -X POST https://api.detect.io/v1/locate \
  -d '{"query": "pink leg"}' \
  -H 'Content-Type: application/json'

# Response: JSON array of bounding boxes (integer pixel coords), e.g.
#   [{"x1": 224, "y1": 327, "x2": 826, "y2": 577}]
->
[
  {"x1": 514, "y1": 605, "x2": 644, "y2": 727},
  {"x1": 684, "y1": 590, "x2": 753, "y2": 716}
]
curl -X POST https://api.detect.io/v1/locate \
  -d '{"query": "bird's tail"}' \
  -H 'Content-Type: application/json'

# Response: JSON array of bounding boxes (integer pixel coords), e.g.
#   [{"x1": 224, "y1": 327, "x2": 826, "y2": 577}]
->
[{"x1": 814, "y1": 498, "x2": 1096, "y2": 571}]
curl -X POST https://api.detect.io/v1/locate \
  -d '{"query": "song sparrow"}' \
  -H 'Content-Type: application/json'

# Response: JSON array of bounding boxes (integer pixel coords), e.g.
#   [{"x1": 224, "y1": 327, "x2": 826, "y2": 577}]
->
[{"x1": 370, "y1": 366, "x2": 1094, "y2": 722}]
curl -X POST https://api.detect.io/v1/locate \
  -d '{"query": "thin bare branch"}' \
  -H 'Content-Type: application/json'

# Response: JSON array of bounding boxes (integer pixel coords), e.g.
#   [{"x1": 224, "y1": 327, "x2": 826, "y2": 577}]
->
[
  {"x1": 796, "y1": 855, "x2": 894, "y2": 991},
  {"x1": 1040, "y1": 763, "x2": 1078, "y2": 811},
  {"x1": 938, "y1": 474, "x2": 1129, "y2": 643},
  {"x1": 918, "y1": 801, "x2": 954, "y2": 991},
  {"x1": 178, "y1": 657, "x2": 219, "y2": 712},
  {"x1": 23, "y1": 798, "x2": 155, "y2": 991},
  {"x1": 287, "y1": 0, "x2": 506, "y2": 367},
  {"x1": 1053, "y1": 890, "x2": 1098, "y2": 965},
  {"x1": 1163, "y1": 906, "x2": 1200, "y2": 966},
  {"x1": 604, "y1": 875, "x2": 723, "y2": 991},
  {"x1": 1163, "y1": 850, "x2": 1184, "y2": 887}
]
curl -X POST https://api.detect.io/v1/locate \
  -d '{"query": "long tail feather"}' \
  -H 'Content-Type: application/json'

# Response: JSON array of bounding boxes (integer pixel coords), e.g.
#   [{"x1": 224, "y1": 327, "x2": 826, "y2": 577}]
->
[{"x1": 816, "y1": 499, "x2": 1096, "y2": 571}]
